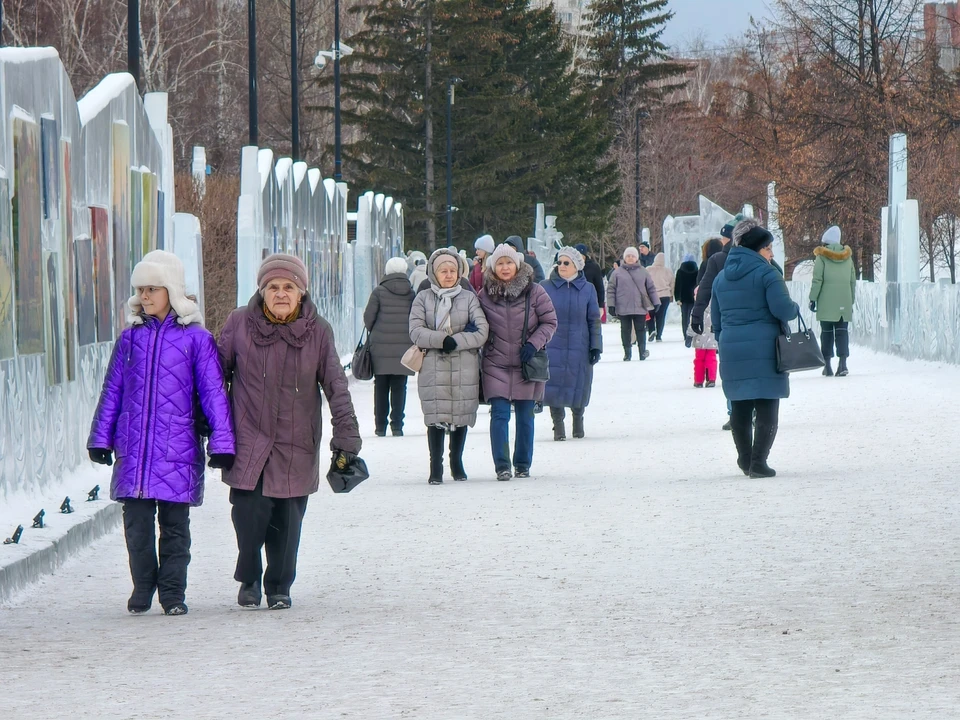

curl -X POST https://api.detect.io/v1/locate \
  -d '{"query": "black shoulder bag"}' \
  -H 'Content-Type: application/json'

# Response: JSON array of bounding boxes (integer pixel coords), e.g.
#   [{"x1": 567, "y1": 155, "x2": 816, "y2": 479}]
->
[
  {"x1": 521, "y1": 292, "x2": 550, "y2": 382},
  {"x1": 776, "y1": 314, "x2": 825, "y2": 373}
]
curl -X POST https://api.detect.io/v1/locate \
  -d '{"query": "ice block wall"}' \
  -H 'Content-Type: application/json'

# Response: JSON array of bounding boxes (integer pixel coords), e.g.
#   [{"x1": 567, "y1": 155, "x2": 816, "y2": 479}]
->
[
  {"x1": 0, "y1": 50, "x2": 183, "y2": 503},
  {"x1": 237, "y1": 149, "x2": 404, "y2": 357}
]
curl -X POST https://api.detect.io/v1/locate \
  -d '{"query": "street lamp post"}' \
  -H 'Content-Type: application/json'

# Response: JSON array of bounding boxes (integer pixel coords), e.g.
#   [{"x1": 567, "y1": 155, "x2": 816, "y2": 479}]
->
[
  {"x1": 290, "y1": 0, "x2": 299, "y2": 161},
  {"x1": 128, "y1": 0, "x2": 140, "y2": 90},
  {"x1": 334, "y1": 0, "x2": 342, "y2": 180},
  {"x1": 634, "y1": 109, "x2": 650, "y2": 246},
  {"x1": 445, "y1": 78, "x2": 460, "y2": 246},
  {"x1": 248, "y1": 0, "x2": 258, "y2": 146}
]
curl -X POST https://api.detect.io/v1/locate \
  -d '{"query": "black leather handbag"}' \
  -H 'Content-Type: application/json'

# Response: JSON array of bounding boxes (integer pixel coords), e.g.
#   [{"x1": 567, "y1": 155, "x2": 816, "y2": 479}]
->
[
  {"x1": 520, "y1": 292, "x2": 550, "y2": 382},
  {"x1": 776, "y1": 315, "x2": 825, "y2": 373},
  {"x1": 351, "y1": 329, "x2": 374, "y2": 381}
]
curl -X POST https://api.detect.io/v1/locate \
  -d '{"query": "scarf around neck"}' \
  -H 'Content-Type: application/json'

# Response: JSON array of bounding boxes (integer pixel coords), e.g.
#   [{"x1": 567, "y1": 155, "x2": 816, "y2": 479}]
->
[
  {"x1": 430, "y1": 283, "x2": 463, "y2": 332},
  {"x1": 263, "y1": 302, "x2": 301, "y2": 325}
]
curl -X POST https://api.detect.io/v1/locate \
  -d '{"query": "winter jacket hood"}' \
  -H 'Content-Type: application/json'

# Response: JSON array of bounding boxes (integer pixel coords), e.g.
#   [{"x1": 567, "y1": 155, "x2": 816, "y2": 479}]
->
[
  {"x1": 814, "y1": 244, "x2": 852, "y2": 262},
  {"x1": 721, "y1": 246, "x2": 769, "y2": 282},
  {"x1": 380, "y1": 273, "x2": 415, "y2": 294}
]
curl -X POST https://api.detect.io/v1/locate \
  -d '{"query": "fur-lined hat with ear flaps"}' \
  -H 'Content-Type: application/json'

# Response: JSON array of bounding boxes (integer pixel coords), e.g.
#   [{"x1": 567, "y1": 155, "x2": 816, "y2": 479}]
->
[{"x1": 128, "y1": 250, "x2": 204, "y2": 326}]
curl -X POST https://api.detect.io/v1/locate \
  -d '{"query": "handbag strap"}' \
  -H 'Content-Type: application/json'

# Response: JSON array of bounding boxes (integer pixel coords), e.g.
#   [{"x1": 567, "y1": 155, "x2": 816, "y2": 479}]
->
[
  {"x1": 521, "y1": 292, "x2": 531, "y2": 346},
  {"x1": 781, "y1": 313, "x2": 809, "y2": 339}
]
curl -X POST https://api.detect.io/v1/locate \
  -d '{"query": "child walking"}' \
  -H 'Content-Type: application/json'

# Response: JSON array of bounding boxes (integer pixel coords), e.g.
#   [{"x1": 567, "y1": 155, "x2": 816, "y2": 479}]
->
[
  {"x1": 88, "y1": 250, "x2": 235, "y2": 615},
  {"x1": 687, "y1": 290, "x2": 718, "y2": 388}
]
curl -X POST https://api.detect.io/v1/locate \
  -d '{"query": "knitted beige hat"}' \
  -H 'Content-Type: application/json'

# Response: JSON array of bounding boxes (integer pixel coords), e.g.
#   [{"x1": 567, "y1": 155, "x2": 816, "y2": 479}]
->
[{"x1": 257, "y1": 253, "x2": 308, "y2": 294}]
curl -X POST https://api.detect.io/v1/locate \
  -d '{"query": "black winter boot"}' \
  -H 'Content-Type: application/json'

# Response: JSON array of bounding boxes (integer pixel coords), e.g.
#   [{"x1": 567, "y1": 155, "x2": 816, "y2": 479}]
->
[
  {"x1": 836, "y1": 356, "x2": 849, "y2": 377},
  {"x1": 238, "y1": 580, "x2": 262, "y2": 608},
  {"x1": 572, "y1": 409, "x2": 585, "y2": 439},
  {"x1": 623, "y1": 346, "x2": 632, "y2": 361},
  {"x1": 427, "y1": 426, "x2": 445, "y2": 484},
  {"x1": 449, "y1": 426, "x2": 468, "y2": 480},
  {"x1": 729, "y1": 417, "x2": 753, "y2": 476},
  {"x1": 822, "y1": 358, "x2": 834, "y2": 377},
  {"x1": 749, "y1": 420, "x2": 778, "y2": 478},
  {"x1": 550, "y1": 407, "x2": 566, "y2": 441}
]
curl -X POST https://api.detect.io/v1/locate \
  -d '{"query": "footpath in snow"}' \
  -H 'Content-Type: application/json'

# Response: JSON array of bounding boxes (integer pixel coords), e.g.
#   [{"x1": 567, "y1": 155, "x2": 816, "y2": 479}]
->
[{"x1": 1, "y1": 323, "x2": 958, "y2": 718}]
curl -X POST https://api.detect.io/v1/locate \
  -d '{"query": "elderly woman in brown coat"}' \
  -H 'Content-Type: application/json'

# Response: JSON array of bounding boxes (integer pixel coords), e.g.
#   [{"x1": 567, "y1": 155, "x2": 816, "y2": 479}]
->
[{"x1": 218, "y1": 253, "x2": 362, "y2": 610}]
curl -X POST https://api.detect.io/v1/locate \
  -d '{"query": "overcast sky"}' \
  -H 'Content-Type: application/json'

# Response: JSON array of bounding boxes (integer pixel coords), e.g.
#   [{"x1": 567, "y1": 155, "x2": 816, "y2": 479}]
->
[{"x1": 660, "y1": 0, "x2": 775, "y2": 52}]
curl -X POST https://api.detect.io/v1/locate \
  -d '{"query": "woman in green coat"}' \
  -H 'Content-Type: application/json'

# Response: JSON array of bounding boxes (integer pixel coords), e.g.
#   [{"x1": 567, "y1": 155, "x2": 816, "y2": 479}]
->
[{"x1": 809, "y1": 225, "x2": 856, "y2": 377}]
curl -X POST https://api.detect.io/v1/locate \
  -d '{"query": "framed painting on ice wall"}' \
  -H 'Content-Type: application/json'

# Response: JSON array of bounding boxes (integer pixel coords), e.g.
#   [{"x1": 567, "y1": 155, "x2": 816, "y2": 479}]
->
[
  {"x1": 0, "y1": 174, "x2": 14, "y2": 360},
  {"x1": 61, "y1": 138, "x2": 76, "y2": 381},
  {"x1": 111, "y1": 122, "x2": 131, "y2": 338},
  {"x1": 130, "y1": 168, "x2": 143, "y2": 269},
  {"x1": 43, "y1": 251, "x2": 64, "y2": 385},
  {"x1": 91, "y1": 206, "x2": 112, "y2": 342},
  {"x1": 12, "y1": 113, "x2": 45, "y2": 356},
  {"x1": 74, "y1": 237, "x2": 96, "y2": 346},
  {"x1": 41, "y1": 116, "x2": 60, "y2": 222}
]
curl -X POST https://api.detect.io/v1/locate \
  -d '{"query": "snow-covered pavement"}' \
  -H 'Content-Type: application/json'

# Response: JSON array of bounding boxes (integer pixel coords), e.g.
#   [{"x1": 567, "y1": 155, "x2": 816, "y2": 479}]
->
[{"x1": 2, "y1": 324, "x2": 959, "y2": 718}]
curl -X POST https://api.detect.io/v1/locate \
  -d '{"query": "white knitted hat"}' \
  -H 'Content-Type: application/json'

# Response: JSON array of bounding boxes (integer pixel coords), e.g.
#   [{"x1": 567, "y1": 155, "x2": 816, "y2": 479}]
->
[
  {"x1": 488, "y1": 242, "x2": 524, "y2": 270},
  {"x1": 822, "y1": 226, "x2": 841, "y2": 245},
  {"x1": 385, "y1": 257, "x2": 409, "y2": 275},
  {"x1": 556, "y1": 246, "x2": 585, "y2": 272},
  {"x1": 128, "y1": 250, "x2": 203, "y2": 326}
]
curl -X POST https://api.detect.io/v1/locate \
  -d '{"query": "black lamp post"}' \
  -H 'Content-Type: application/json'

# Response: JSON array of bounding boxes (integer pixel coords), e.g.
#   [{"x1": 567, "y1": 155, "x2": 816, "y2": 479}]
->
[
  {"x1": 634, "y1": 109, "x2": 650, "y2": 245},
  {"x1": 334, "y1": 0, "x2": 342, "y2": 180},
  {"x1": 445, "y1": 78, "x2": 461, "y2": 246},
  {"x1": 248, "y1": 0, "x2": 258, "y2": 146},
  {"x1": 291, "y1": 0, "x2": 299, "y2": 161},
  {"x1": 128, "y1": 0, "x2": 140, "y2": 90}
]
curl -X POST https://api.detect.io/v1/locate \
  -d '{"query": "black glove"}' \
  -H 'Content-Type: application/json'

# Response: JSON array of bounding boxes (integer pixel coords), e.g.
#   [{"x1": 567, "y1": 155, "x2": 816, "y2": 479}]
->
[
  {"x1": 691, "y1": 318, "x2": 704, "y2": 335},
  {"x1": 809, "y1": 301, "x2": 816, "y2": 312},
  {"x1": 442, "y1": 335, "x2": 458, "y2": 353},
  {"x1": 331, "y1": 450, "x2": 358, "y2": 472},
  {"x1": 89, "y1": 448, "x2": 113, "y2": 466},
  {"x1": 520, "y1": 342, "x2": 537, "y2": 364},
  {"x1": 608, "y1": 306, "x2": 616, "y2": 318},
  {"x1": 589, "y1": 349, "x2": 601, "y2": 365},
  {"x1": 208, "y1": 453, "x2": 235, "y2": 471}
]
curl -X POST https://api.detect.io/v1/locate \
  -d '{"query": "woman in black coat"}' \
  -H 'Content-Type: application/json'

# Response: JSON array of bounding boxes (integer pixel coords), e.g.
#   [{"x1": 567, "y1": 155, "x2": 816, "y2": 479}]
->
[
  {"x1": 674, "y1": 252, "x2": 699, "y2": 346},
  {"x1": 364, "y1": 257, "x2": 416, "y2": 436}
]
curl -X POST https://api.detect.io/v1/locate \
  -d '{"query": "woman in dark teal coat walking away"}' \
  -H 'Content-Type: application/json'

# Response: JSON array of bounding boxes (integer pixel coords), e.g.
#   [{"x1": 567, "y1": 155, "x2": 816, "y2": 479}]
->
[
  {"x1": 541, "y1": 247, "x2": 602, "y2": 440},
  {"x1": 711, "y1": 223, "x2": 799, "y2": 479}
]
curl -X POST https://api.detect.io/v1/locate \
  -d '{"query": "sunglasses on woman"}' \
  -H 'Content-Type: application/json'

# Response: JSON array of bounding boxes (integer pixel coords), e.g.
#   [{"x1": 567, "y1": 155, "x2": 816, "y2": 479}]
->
[{"x1": 557, "y1": 260, "x2": 574, "y2": 267}]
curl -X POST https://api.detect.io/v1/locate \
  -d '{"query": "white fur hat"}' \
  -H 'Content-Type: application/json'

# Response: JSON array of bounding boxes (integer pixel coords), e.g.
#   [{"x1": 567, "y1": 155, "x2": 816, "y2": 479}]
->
[
  {"x1": 822, "y1": 225, "x2": 841, "y2": 245},
  {"x1": 128, "y1": 250, "x2": 203, "y2": 326},
  {"x1": 385, "y1": 257, "x2": 409, "y2": 275}
]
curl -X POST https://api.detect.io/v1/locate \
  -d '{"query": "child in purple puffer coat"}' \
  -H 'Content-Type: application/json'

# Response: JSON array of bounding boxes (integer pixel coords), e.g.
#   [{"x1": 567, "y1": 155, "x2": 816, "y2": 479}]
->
[{"x1": 88, "y1": 250, "x2": 235, "y2": 616}]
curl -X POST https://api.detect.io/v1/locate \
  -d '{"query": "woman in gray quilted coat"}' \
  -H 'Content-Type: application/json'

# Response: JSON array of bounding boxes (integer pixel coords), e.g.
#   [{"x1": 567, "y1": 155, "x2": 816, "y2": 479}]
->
[
  {"x1": 409, "y1": 249, "x2": 489, "y2": 484},
  {"x1": 363, "y1": 256, "x2": 416, "y2": 436}
]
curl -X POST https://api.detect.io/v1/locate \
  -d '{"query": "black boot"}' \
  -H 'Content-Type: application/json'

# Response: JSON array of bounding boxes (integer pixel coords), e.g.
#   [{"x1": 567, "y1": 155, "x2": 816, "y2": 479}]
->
[
  {"x1": 749, "y1": 420, "x2": 778, "y2": 478},
  {"x1": 623, "y1": 346, "x2": 631, "y2": 361},
  {"x1": 730, "y1": 417, "x2": 753, "y2": 476},
  {"x1": 238, "y1": 580, "x2": 262, "y2": 608},
  {"x1": 449, "y1": 426, "x2": 468, "y2": 481},
  {"x1": 572, "y1": 409, "x2": 585, "y2": 439},
  {"x1": 836, "y1": 356, "x2": 849, "y2": 377},
  {"x1": 822, "y1": 358, "x2": 834, "y2": 377},
  {"x1": 427, "y1": 426, "x2": 445, "y2": 484},
  {"x1": 550, "y1": 407, "x2": 566, "y2": 441}
]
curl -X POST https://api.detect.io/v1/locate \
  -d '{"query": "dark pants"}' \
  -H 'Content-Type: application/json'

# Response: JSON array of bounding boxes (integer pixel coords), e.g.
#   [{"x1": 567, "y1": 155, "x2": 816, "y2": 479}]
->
[
  {"x1": 374, "y1": 374, "x2": 408, "y2": 431},
  {"x1": 230, "y1": 477, "x2": 309, "y2": 596},
  {"x1": 489, "y1": 398, "x2": 536, "y2": 473},
  {"x1": 122, "y1": 499, "x2": 191, "y2": 609},
  {"x1": 619, "y1": 315, "x2": 647, "y2": 356},
  {"x1": 680, "y1": 303, "x2": 692, "y2": 346},
  {"x1": 652, "y1": 298, "x2": 670, "y2": 339},
  {"x1": 820, "y1": 321, "x2": 850, "y2": 359}
]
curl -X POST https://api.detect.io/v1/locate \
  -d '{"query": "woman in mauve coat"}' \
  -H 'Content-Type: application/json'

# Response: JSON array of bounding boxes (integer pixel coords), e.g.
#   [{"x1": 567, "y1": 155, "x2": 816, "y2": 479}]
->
[
  {"x1": 363, "y1": 256, "x2": 416, "y2": 436},
  {"x1": 479, "y1": 243, "x2": 558, "y2": 481},
  {"x1": 218, "y1": 253, "x2": 362, "y2": 611},
  {"x1": 88, "y1": 250, "x2": 235, "y2": 617},
  {"x1": 540, "y1": 246, "x2": 602, "y2": 441},
  {"x1": 409, "y1": 249, "x2": 489, "y2": 484}
]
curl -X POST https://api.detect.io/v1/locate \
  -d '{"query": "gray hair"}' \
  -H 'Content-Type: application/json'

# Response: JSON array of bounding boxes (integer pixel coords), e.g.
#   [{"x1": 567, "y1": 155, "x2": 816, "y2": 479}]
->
[{"x1": 732, "y1": 218, "x2": 762, "y2": 246}]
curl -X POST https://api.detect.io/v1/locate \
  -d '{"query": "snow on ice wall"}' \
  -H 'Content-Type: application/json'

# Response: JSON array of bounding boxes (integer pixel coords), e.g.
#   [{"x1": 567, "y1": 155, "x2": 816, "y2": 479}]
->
[
  {"x1": 0, "y1": 50, "x2": 187, "y2": 503},
  {"x1": 237, "y1": 149, "x2": 404, "y2": 357}
]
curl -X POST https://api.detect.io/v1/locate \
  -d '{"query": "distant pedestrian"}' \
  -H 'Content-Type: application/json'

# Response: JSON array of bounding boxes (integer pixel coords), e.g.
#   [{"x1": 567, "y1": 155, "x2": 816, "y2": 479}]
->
[
  {"x1": 88, "y1": 250, "x2": 235, "y2": 616},
  {"x1": 687, "y1": 288, "x2": 718, "y2": 387},
  {"x1": 674, "y1": 252, "x2": 699, "y2": 346},
  {"x1": 541, "y1": 247, "x2": 602, "y2": 441},
  {"x1": 479, "y1": 243, "x2": 557, "y2": 480},
  {"x1": 711, "y1": 224, "x2": 799, "y2": 478},
  {"x1": 363, "y1": 257, "x2": 416, "y2": 436},
  {"x1": 638, "y1": 241, "x2": 655, "y2": 268},
  {"x1": 809, "y1": 225, "x2": 856, "y2": 377},
  {"x1": 408, "y1": 250, "x2": 428, "y2": 290},
  {"x1": 504, "y1": 235, "x2": 546, "y2": 283},
  {"x1": 606, "y1": 246, "x2": 659, "y2": 361},
  {"x1": 646, "y1": 252, "x2": 675, "y2": 342},
  {"x1": 470, "y1": 234, "x2": 495, "y2": 292},
  {"x1": 575, "y1": 243, "x2": 607, "y2": 322},
  {"x1": 409, "y1": 249, "x2": 489, "y2": 484}
]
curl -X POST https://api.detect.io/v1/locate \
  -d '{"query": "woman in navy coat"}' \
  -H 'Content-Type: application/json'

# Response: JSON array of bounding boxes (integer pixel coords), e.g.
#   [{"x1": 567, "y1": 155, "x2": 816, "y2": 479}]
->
[
  {"x1": 541, "y1": 247, "x2": 602, "y2": 440},
  {"x1": 711, "y1": 222, "x2": 798, "y2": 478}
]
